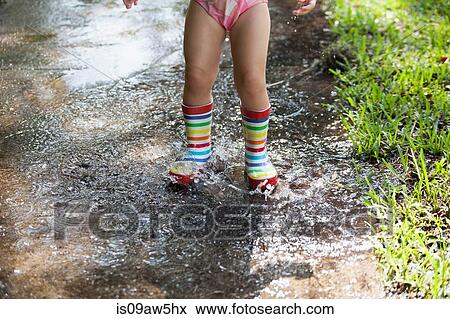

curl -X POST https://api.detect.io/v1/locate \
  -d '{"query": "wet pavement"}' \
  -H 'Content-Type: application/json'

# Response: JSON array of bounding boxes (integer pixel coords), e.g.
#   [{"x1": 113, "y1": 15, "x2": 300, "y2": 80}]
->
[{"x1": 0, "y1": 0, "x2": 384, "y2": 298}]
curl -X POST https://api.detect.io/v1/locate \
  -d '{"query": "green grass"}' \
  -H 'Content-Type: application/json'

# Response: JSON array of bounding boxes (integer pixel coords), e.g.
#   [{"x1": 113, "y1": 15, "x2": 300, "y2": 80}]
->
[
  {"x1": 23, "y1": 32, "x2": 56, "y2": 43},
  {"x1": 325, "y1": 0, "x2": 450, "y2": 297}
]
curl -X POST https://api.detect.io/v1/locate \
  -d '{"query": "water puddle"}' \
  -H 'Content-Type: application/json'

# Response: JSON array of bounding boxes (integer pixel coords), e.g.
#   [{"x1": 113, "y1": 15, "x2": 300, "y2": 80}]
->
[{"x1": 0, "y1": 0, "x2": 384, "y2": 298}]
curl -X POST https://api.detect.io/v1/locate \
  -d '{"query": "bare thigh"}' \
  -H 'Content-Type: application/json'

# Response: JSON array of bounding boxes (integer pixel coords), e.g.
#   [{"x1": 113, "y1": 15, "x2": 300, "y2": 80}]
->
[
  {"x1": 229, "y1": 3, "x2": 271, "y2": 111},
  {"x1": 183, "y1": 1, "x2": 226, "y2": 106}
]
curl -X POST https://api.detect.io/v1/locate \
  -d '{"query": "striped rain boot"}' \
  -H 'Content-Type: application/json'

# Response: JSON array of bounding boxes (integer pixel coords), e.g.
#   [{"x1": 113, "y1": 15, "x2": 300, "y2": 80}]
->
[
  {"x1": 241, "y1": 106, "x2": 278, "y2": 191},
  {"x1": 169, "y1": 101, "x2": 213, "y2": 185}
]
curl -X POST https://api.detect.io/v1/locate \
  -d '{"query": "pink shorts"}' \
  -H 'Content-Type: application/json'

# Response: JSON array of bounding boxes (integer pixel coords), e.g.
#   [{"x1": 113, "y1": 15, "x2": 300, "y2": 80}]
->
[{"x1": 194, "y1": 0, "x2": 269, "y2": 31}]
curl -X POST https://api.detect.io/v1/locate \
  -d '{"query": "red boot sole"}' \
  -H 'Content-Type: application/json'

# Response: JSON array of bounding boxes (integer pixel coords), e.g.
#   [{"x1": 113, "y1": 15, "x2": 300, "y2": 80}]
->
[
  {"x1": 247, "y1": 175, "x2": 279, "y2": 191},
  {"x1": 169, "y1": 171, "x2": 194, "y2": 186}
]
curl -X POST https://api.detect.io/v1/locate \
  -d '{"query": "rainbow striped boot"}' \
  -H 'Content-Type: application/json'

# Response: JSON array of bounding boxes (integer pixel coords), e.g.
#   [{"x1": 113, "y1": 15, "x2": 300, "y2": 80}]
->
[
  {"x1": 241, "y1": 106, "x2": 279, "y2": 191},
  {"x1": 169, "y1": 101, "x2": 213, "y2": 186}
]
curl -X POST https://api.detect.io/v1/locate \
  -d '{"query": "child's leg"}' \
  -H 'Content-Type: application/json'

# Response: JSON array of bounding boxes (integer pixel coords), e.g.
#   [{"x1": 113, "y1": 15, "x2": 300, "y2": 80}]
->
[
  {"x1": 229, "y1": 3, "x2": 270, "y2": 111},
  {"x1": 183, "y1": 1, "x2": 226, "y2": 105},
  {"x1": 229, "y1": 5, "x2": 278, "y2": 191},
  {"x1": 169, "y1": 1, "x2": 226, "y2": 185}
]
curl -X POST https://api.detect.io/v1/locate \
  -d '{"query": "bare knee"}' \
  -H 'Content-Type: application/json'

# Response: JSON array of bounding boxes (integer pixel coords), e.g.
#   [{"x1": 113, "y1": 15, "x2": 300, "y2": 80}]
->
[
  {"x1": 235, "y1": 72, "x2": 269, "y2": 108},
  {"x1": 184, "y1": 65, "x2": 217, "y2": 104},
  {"x1": 235, "y1": 72, "x2": 266, "y2": 94}
]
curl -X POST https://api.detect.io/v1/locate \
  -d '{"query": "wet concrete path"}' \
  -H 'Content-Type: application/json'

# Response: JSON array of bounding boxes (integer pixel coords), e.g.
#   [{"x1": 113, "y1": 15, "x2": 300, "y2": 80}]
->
[{"x1": 0, "y1": 0, "x2": 384, "y2": 298}]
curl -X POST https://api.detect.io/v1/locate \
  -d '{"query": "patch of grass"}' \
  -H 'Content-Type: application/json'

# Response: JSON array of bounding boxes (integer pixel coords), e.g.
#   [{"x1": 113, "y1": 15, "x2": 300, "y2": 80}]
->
[
  {"x1": 321, "y1": 40, "x2": 356, "y2": 71},
  {"x1": 325, "y1": 0, "x2": 450, "y2": 297},
  {"x1": 23, "y1": 32, "x2": 56, "y2": 43}
]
